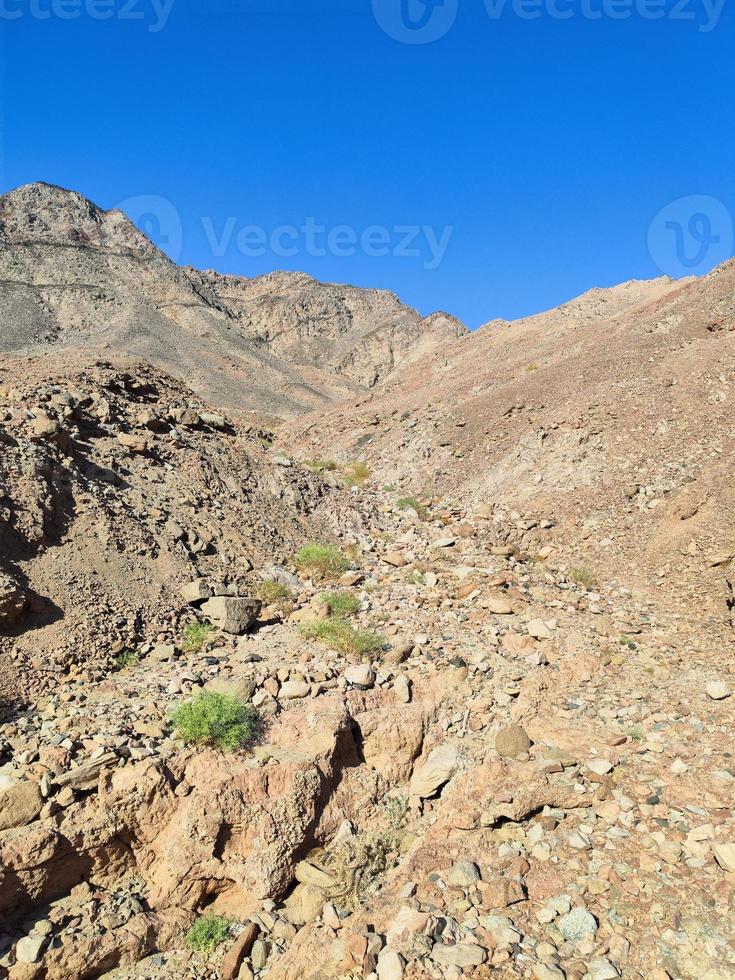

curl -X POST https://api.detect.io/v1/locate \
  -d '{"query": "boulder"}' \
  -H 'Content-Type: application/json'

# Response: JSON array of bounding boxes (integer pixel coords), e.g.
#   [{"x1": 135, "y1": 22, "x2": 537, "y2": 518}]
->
[
  {"x1": 409, "y1": 743, "x2": 459, "y2": 798},
  {"x1": 116, "y1": 431, "x2": 148, "y2": 453},
  {"x1": 200, "y1": 596, "x2": 261, "y2": 634},
  {"x1": 181, "y1": 579, "x2": 213, "y2": 605},
  {"x1": 495, "y1": 724, "x2": 531, "y2": 759},
  {"x1": 0, "y1": 780, "x2": 43, "y2": 832}
]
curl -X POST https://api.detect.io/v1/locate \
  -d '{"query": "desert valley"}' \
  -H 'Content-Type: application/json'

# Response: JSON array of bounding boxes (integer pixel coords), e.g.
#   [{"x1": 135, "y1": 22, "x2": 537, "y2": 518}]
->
[{"x1": 0, "y1": 182, "x2": 734, "y2": 980}]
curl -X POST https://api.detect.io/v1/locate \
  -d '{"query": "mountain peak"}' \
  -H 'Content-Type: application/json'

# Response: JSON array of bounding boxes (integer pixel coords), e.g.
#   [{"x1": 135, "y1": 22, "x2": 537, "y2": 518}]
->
[{"x1": 0, "y1": 181, "x2": 155, "y2": 255}]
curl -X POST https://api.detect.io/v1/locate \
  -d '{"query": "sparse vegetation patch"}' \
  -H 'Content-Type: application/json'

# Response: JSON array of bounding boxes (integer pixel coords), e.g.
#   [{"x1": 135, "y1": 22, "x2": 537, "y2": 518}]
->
[
  {"x1": 257, "y1": 578, "x2": 294, "y2": 608},
  {"x1": 320, "y1": 590, "x2": 360, "y2": 618},
  {"x1": 171, "y1": 691, "x2": 260, "y2": 751},
  {"x1": 114, "y1": 649, "x2": 140, "y2": 671},
  {"x1": 300, "y1": 618, "x2": 385, "y2": 656},
  {"x1": 186, "y1": 914, "x2": 231, "y2": 954},
  {"x1": 570, "y1": 566, "x2": 596, "y2": 589},
  {"x1": 343, "y1": 461, "x2": 371, "y2": 487},
  {"x1": 182, "y1": 622, "x2": 216, "y2": 653},
  {"x1": 294, "y1": 543, "x2": 350, "y2": 580}
]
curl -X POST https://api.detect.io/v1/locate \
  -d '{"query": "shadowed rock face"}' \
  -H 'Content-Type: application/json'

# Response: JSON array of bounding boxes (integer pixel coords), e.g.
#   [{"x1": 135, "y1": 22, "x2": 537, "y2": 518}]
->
[{"x1": 0, "y1": 182, "x2": 467, "y2": 417}]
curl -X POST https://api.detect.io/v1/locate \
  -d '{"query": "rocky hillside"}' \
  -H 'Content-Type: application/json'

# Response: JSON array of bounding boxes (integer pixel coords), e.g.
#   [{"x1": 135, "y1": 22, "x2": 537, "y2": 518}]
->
[
  {"x1": 0, "y1": 183, "x2": 466, "y2": 417},
  {"x1": 0, "y1": 188, "x2": 734, "y2": 980},
  {"x1": 285, "y1": 260, "x2": 735, "y2": 622}
]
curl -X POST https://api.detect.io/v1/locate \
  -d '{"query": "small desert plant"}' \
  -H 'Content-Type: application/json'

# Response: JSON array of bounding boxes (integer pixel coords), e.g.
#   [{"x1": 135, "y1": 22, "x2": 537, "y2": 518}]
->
[
  {"x1": 305, "y1": 458, "x2": 338, "y2": 473},
  {"x1": 257, "y1": 578, "x2": 294, "y2": 607},
  {"x1": 320, "y1": 590, "x2": 360, "y2": 618},
  {"x1": 114, "y1": 649, "x2": 140, "y2": 671},
  {"x1": 570, "y1": 566, "x2": 596, "y2": 589},
  {"x1": 397, "y1": 496, "x2": 427, "y2": 519},
  {"x1": 186, "y1": 914, "x2": 231, "y2": 954},
  {"x1": 627, "y1": 726, "x2": 643, "y2": 742},
  {"x1": 294, "y1": 543, "x2": 350, "y2": 580},
  {"x1": 182, "y1": 622, "x2": 216, "y2": 654},
  {"x1": 407, "y1": 569, "x2": 426, "y2": 586},
  {"x1": 381, "y1": 484, "x2": 397, "y2": 492},
  {"x1": 382, "y1": 793, "x2": 408, "y2": 830},
  {"x1": 343, "y1": 461, "x2": 371, "y2": 487},
  {"x1": 171, "y1": 691, "x2": 260, "y2": 751},
  {"x1": 300, "y1": 618, "x2": 385, "y2": 656}
]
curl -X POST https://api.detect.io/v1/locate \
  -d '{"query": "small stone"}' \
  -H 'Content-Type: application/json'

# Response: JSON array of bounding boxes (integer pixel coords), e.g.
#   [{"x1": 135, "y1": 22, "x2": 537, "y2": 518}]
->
[
  {"x1": 495, "y1": 724, "x2": 530, "y2": 758},
  {"x1": 585, "y1": 758, "x2": 614, "y2": 776},
  {"x1": 344, "y1": 665, "x2": 375, "y2": 688},
  {"x1": 712, "y1": 842, "x2": 735, "y2": 873},
  {"x1": 587, "y1": 958, "x2": 620, "y2": 980},
  {"x1": 487, "y1": 596, "x2": 513, "y2": 615},
  {"x1": 279, "y1": 680, "x2": 311, "y2": 699},
  {"x1": 393, "y1": 674, "x2": 411, "y2": 703},
  {"x1": 116, "y1": 431, "x2": 148, "y2": 453},
  {"x1": 376, "y1": 949, "x2": 405, "y2": 980},
  {"x1": 0, "y1": 780, "x2": 43, "y2": 831},
  {"x1": 200, "y1": 596, "x2": 261, "y2": 634},
  {"x1": 383, "y1": 552, "x2": 408, "y2": 567},
  {"x1": 250, "y1": 939, "x2": 269, "y2": 971},
  {"x1": 431, "y1": 942, "x2": 485, "y2": 968},
  {"x1": 447, "y1": 859, "x2": 481, "y2": 887},
  {"x1": 558, "y1": 907, "x2": 598, "y2": 942},
  {"x1": 15, "y1": 936, "x2": 46, "y2": 964},
  {"x1": 409, "y1": 743, "x2": 459, "y2": 798},
  {"x1": 706, "y1": 681, "x2": 732, "y2": 701},
  {"x1": 527, "y1": 619, "x2": 551, "y2": 640}
]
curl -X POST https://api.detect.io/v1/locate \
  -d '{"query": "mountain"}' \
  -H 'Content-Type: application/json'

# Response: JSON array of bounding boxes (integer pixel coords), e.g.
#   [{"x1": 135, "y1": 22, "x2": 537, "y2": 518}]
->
[
  {"x1": 0, "y1": 182, "x2": 467, "y2": 417},
  {"x1": 1, "y1": 183, "x2": 734, "y2": 980}
]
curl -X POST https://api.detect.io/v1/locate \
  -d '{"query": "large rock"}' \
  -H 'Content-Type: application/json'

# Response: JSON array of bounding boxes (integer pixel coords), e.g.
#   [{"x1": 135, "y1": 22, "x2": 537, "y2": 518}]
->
[
  {"x1": 200, "y1": 596, "x2": 261, "y2": 634},
  {"x1": 409, "y1": 744, "x2": 459, "y2": 798},
  {"x1": 0, "y1": 572, "x2": 27, "y2": 631},
  {"x1": 0, "y1": 780, "x2": 43, "y2": 832}
]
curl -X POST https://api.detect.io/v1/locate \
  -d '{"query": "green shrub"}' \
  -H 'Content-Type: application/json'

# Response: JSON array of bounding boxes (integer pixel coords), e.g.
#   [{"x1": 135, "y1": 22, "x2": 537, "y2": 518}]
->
[
  {"x1": 381, "y1": 484, "x2": 397, "y2": 492},
  {"x1": 257, "y1": 579, "x2": 294, "y2": 606},
  {"x1": 570, "y1": 566, "x2": 596, "y2": 589},
  {"x1": 343, "y1": 462, "x2": 371, "y2": 487},
  {"x1": 294, "y1": 543, "x2": 349, "y2": 580},
  {"x1": 186, "y1": 914, "x2": 231, "y2": 954},
  {"x1": 320, "y1": 590, "x2": 359, "y2": 618},
  {"x1": 300, "y1": 618, "x2": 385, "y2": 656},
  {"x1": 182, "y1": 622, "x2": 216, "y2": 653},
  {"x1": 171, "y1": 691, "x2": 260, "y2": 751},
  {"x1": 114, "y1": 649, "x2": 140, "y2": 670}
]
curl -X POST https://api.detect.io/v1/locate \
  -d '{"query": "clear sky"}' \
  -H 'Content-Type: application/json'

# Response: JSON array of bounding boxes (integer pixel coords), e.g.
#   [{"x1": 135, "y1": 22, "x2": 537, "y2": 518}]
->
[{"x1": 1, "y1": 0, "x2": 733, "y2": 327}]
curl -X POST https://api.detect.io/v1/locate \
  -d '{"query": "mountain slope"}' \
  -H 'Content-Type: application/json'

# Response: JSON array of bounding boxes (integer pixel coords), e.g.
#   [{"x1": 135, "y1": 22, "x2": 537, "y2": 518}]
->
[
  {"x1": 0, "y1": 182, "x2": 467, "y2": 417},
  {"x1": 284, "y1": 259, "x2": 735, "y2": 618}
]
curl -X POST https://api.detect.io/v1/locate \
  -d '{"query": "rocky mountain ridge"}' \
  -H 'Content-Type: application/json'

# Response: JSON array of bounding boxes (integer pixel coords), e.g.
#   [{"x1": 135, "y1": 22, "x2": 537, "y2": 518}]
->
[{"x1": 0, "y1": 182, "x2": 467, "y2": 417}]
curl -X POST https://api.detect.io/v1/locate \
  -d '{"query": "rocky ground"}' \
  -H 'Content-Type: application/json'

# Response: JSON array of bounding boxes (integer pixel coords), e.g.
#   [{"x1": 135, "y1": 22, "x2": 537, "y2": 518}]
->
[{"x1": 1, "y1": 471, "x2": 734, "y2": 979}]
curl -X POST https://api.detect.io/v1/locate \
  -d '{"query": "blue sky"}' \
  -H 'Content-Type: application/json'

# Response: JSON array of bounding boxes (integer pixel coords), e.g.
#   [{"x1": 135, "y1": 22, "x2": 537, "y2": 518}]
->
[{"x1": 1, "y1": 0, "x2": 733, "y2": 327}]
